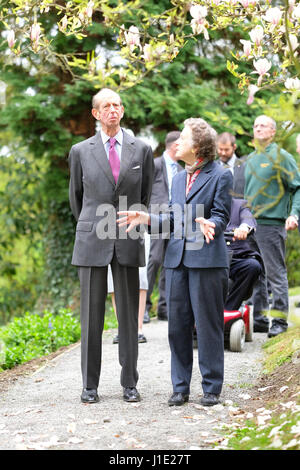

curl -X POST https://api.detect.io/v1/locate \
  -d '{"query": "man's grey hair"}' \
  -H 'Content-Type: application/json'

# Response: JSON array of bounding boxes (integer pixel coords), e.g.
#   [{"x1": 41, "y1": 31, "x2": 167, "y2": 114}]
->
[
  {"x1": 255, "y1": 115, "x2": 277, "y2": 130},
  {"x1": 92, "y1": 88, "x2": 122, "y2": 109}
]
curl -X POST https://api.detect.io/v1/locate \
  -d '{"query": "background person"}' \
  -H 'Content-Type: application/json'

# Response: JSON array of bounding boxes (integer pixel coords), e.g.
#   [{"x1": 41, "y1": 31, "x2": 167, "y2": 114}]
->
[
  {"x1": 144, "y1": 131, "x2": 183, "y2": 323},
  {"x1": 216, "y1": 132, "x2": 246, "y2": 198},
  {"x1": 224, "y1": 198, "x2": 263, "y2": 311},
  {"x1": 244, "y1": 115, "x2": 300, "y2": 337},
  {"x1": 68, "y1": 88, "x2": 154, "y2": 404}
]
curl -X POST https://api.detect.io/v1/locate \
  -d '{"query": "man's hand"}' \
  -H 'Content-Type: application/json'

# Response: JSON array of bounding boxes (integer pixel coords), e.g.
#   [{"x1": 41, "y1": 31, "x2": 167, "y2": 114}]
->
[
  {"x1": 117, "y1": 210, "x2": 150, "y2": 232},
  {"x1": 195, "y1": 217, "x2": 216, "y2": 244},
  {"x1": 285, "y1": 215, "x2": 298, "y2": 231},
  {"x1": 233, "y1": 225, "x2": 249, "y2": 241}
]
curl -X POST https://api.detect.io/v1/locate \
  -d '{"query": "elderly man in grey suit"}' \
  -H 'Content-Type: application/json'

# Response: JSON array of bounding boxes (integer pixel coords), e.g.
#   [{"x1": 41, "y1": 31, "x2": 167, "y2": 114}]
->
[{"x1": 68, "y1": 88, "x2": 154, "y2": 404}]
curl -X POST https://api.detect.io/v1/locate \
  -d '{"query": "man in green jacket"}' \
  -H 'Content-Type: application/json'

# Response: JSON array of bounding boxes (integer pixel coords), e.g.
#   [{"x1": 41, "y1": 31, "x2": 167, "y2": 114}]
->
[{"x1": 245, "y1": 115, "x2": 300, "y2": 337}]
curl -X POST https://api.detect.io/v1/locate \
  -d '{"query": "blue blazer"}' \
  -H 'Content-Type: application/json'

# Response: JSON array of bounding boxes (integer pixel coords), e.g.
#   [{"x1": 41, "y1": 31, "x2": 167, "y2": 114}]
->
[{"x1": 150, "y1": 161, "x2": 233, "y2": 269}]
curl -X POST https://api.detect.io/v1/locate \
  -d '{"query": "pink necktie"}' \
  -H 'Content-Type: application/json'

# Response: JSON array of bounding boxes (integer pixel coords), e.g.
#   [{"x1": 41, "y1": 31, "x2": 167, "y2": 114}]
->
[{"x1": 109, "y1": 137, "x2": 120, "y2": 183}]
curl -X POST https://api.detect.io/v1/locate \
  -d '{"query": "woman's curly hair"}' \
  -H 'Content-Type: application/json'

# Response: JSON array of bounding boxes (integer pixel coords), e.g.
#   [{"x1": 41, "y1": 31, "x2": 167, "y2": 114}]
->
[{"x1": 184, "y1": 118, "x2": 217, "y2": 162}]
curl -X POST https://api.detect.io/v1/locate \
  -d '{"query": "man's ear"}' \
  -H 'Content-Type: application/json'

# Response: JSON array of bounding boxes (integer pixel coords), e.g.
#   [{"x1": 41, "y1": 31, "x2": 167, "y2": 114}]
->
[{"x1": 91, "y1": 108, "x2": 99, "y2": 120}]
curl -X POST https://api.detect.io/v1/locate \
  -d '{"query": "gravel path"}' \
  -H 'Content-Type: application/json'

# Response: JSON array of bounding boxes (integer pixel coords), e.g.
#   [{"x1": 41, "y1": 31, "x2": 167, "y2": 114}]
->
[{"x1": 0, "y1": 317, "x2": 268, "y2": 451}]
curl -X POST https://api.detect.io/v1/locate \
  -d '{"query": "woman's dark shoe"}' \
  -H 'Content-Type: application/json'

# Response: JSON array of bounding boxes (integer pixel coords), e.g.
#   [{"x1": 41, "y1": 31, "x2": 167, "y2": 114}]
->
[
  {"x1": 200, "y1": 393, "x2": 220, "y2": 407},
  {"x1": 168, "y1": 392, "x2": 189, "y2": 406}
]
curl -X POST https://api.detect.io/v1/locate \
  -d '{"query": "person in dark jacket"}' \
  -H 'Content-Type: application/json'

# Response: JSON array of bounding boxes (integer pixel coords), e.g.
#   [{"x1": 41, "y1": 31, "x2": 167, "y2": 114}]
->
[{"x1": 118, "y1": 118, "x2": 233, "y2": 407}]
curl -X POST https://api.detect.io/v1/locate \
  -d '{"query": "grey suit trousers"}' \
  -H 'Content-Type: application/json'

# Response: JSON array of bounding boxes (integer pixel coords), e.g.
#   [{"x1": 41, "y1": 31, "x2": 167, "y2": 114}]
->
[{"x1": 79, "y1": 253, "x2": 140, "y2": 389}]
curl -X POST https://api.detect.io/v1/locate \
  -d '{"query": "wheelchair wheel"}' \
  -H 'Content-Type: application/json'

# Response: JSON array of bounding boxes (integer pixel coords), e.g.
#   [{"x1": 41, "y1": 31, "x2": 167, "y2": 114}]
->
[
  {"x1": 245, "y1": 305, "x2": 254, "y2": 342},
  {"x1": 229, "y1": 319, "x2": 245, "y2": 352}
]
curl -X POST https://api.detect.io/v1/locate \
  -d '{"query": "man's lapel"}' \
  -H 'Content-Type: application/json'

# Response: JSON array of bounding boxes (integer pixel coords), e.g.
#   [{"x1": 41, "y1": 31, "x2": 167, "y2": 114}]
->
[
  {"x1": 115, "y1": 130, "x2": 135, "y2": 191},
  {"x1": 90, "y1": 132, "x2": 115, "y2": 187}
]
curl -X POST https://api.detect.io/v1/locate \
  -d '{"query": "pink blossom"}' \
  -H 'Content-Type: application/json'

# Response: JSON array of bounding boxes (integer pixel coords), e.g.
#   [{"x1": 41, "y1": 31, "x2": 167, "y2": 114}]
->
[
  {"x1": 240, "y1": 39, "x2": 252, "y2": 57},
  {"x1": 30, "y1": 23, "x2": 40, "y2": 43},
  {"x1": 249, "y1": 25, "x2": 264, "y2": 46},
  {"x1": 142, "y1": 44, "x2": 152, "y2": 61},
  {"x1": 247, "y1": 85, "x2": 259, "y2": 105},
  {"x1": 190, "y1": 5, "x2": 208, "y2": 20},
  {"x1": 251, "y1": 58, "x2": 272, "y2": 85},
  {"x1": 289, "y1": 34, "x2": 298, "y2": 51},
  {"x1": 85, "y1": 1, "x2": 94, "y2": 18},
  {"x1": 264, "y1": 7, "x2": 283, "y2": 25},
  {"x1": 124, "y1": 26, "x2": 140, "y2": 51},
  {"x1": 190, "y1": 5, "x2": 209, "y2": 39},
  {"x1": 7, "y1": 30, "x2": 15, "y2": 49},
  {"x1": 239, "y1": 0, "x2": 258, "y2": 8}
]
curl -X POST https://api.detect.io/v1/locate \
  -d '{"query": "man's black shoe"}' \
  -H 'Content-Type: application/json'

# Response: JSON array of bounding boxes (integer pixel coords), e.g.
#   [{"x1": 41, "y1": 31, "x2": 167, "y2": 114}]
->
[
  {"x1": 81, "y1": 388, "x2": 99, "y2": 404},
  {"x1": 200, "y1": 393, "x2": 220, "y2": 407},
  {"x1": 143, "y1": 310, "x2": 150, "y2": 324},
  {"x1": 268, "y1": 322, "x2": 287, "y2": 338},
  {"x1": 254, "y1": 322, "x2": 269, "y2": 333},
  {"x1": 168, "y1": 392, "x2": 189, "y2": 406},
  {"x1": 123, "y1": 387, "x2": 141, "y2": 402}
]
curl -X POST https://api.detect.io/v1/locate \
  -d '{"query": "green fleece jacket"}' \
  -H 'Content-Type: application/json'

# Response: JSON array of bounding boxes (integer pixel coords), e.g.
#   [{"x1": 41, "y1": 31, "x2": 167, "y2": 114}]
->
[{"x1": 245, "y1": 142, "x2": 300, "y2": 225}]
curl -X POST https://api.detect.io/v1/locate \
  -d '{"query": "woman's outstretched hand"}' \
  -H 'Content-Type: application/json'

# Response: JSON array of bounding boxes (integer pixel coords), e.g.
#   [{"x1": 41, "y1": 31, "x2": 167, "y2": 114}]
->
[
  {"x1": 117, "y1": 211, "x2": 150, "y2": 232},
  {"x1": 195, "y1": 217, "x2": 216, "y2": 244}
]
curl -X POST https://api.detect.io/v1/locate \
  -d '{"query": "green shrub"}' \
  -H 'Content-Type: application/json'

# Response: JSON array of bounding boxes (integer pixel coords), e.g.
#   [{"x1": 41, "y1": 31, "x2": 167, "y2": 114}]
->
[{"x1": 0, "y1": 309, "x2": 81, "y2": 370}]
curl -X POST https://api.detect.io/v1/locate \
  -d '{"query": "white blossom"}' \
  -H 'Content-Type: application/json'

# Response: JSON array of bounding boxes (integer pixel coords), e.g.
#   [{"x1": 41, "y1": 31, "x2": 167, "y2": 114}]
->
[
  {"x1": 30, "y1": 23, "x2": 40, "y2": 43},
  {"x1": 124, "y1": 26, "x2": 140, "y2": 51},
  {"x1": 240, "y1": 39, "x2": 252, "y2": 57},
  {"x1": 264, "y1": 7, "x2": 283, "y2": 25},
  {"x1": 249, "y1": 25, "x2": 264, "y2": 46},
  {"x1": 7, "y1": 30, "x2": 15, "y2": 48},
  {"x1": 284, "y1": 77, "x2": 300, "y2": 90}
]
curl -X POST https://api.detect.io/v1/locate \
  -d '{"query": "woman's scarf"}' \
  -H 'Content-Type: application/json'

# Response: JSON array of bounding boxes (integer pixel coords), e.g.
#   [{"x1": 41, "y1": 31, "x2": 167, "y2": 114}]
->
[{"x1": 185, "y1": 157, "x2": 209, "y2": 196}]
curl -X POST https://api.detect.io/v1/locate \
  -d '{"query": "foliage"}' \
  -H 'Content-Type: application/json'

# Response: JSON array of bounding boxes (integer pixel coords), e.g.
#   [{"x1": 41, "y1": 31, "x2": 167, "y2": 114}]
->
[
  {"x1": 225, "y1": 411, "x2": 300, "y2": 450},
  {"x1": 0, "y1": 308, "x2": 81, "y2": 370},
  {"x1": 223, "y1": 326, "x2": 300, "y2": 450},
  {"x1": 262, "y1": 325, "x2": 300, "y2": 374},
  {"x1": 286, "y1": 229, "x2": 300, "y2": 287}
]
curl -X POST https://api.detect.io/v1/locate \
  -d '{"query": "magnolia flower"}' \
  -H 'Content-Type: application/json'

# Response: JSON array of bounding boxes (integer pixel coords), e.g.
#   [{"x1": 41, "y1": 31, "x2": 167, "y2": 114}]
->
[
  {"x1": 292, "y1": 4, "x2": 300, "y2": 19},
  {"x1": 264, "y1": 7, "x2": 283, "y2": 25},
  {"x1": 240, "y1": 39, "x2": 252, "y2": 57},
  {"x1": 30, "y1": 23, "x2": 40, "y2": 43},
  {"x1": 190, "y1": 5, "x2": 208, "y2": 20},
  {"x1": 124, "y1": 26, "x2": 140, "y2": 51},
  {"x1": 247, "y1": 85, "x2": 259, "y2": 105},
  {"x1": 239, "y1": 0, "x2": 258, "y2": 8},
  {"x1": 252, "y1": 58, "x2": 272, "y2": 85},
  {"x1": 191, "y1": 19, "x2": 209, "y2": 39},
  {"x1": 142, "y1": 44, "x2": 153, "y2": 61},
  {"x1": 61, "y1": 15, "x2": 68, "y2": 30},
  {"x1": 289, "y1": 34, "x2": 298, "y2": 51},
  {"x1": 85, "y1": 1, "x2": 94, "y2": 18},
  {"x1": 249, "y1": 25, "x2": 264, "y2": 46},
  {"x1": 190, "y1": 5, "x2": 209, "y2": 39},
  {"x1": 284, "y1": 77, "x2": 300, "y2": 90},
  {"x1": 7, "y1": 30, "x2": 15, "y2": 48}
]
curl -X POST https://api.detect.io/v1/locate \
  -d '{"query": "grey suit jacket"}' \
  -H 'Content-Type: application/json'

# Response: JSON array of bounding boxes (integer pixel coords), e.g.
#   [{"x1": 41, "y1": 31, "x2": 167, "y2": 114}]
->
[{"x1": 69, "y1": 130, "x2": 154, "y2": 267}]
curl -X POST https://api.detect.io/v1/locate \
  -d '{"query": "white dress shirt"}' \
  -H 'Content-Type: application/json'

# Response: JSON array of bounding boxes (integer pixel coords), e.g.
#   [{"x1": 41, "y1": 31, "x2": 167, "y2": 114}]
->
[
  {"x1": 100, "y1": 128, "x2": 123, "y2": 160},
  {"x1": 163, "y1": 151, "x2": 179, "y2": 200}
]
